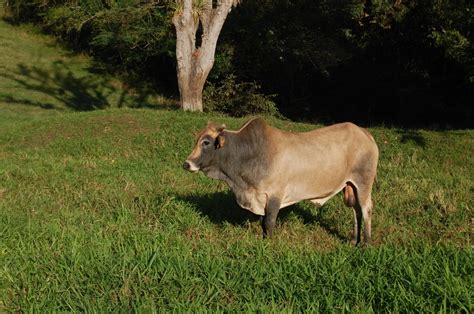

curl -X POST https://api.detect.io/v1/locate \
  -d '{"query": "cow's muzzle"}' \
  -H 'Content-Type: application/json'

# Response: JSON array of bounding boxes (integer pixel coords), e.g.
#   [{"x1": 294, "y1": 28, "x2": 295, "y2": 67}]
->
[{"x1": 183, "y1": 160, "x2": 199, "y2": 172}]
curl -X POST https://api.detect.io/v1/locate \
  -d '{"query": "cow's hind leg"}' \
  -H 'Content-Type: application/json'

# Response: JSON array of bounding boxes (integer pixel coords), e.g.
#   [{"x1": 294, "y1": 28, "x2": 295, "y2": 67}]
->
[
  {"x1": 354, "y1": 186, "x2": 374, "y2": 245},
  {"x1": 344, "y1": 184, "x2": 362, "y2": 245},
  {"x1": 352, "y1": 203, "x2": 363, "y2": 246},
  {"x1": 361, "y1": 197, "x2": 373, "y2": 245},
  {"x1": 346, "y1": 182, "x2": 374, "y2": 246}
]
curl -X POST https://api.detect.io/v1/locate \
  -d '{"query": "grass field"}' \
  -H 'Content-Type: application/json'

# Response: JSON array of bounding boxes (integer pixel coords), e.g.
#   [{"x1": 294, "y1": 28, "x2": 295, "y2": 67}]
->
[
  {"x1": 0, "y1": 17, "x2": 173, "y2": 112},
  {"x1": 0, "y1": 17, "x2": 473, "y2": 312}
]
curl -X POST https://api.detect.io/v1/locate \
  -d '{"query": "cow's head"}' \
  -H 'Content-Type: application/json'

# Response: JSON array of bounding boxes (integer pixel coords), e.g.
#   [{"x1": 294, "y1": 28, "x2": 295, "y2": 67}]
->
[{"x1": 183, "y1": 122, "x2": 226, "y2": 173}]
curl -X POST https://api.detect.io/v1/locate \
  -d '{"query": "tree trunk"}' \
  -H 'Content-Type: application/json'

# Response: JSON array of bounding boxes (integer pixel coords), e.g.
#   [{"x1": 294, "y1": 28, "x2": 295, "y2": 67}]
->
[
  {"x1": 173, "y1": 0, "x2": 239, "y2": 112},
  {"x1": 178, "y1": 73, "x2": 207, "y2": 111}
]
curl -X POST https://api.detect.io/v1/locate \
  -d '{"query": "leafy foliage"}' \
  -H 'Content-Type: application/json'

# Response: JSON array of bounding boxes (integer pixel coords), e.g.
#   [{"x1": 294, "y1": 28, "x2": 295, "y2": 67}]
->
[
  {"x1": 2, "y1": 0, "x2": 473, "y2": 125},
  {"x1": 220, "y1": 0, "x2": 473, "y2": 126},
  {"x1": 203, "y1": 75, "x2": 278, "y2": 116},
  {"x1": 431, "y1": 29, "x2": 470, "y2": 63}
]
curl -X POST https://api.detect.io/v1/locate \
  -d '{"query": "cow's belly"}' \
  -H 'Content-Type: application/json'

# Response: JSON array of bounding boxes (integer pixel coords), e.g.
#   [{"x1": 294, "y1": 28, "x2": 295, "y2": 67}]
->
[{"x1": 280, "y1": 180, "x2": 347, "y2": 209}]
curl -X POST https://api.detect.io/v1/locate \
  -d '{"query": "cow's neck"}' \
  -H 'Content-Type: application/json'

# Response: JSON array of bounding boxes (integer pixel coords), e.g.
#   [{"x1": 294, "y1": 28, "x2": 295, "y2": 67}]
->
[
  {"x1": 215, "y1": 131, "x2": 239, "y2": 175},
  {"x1": 214, "y1": 131, "x2": 258, "y2": 190}
]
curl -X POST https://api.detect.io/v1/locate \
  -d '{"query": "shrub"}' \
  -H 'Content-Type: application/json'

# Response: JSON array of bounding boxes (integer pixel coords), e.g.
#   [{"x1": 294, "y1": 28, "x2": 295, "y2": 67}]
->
[
  {"x1": 203, "y1": 75, "x2": 279, "y2": 117},
  {"x1": 88, "y1": 5, "x2": 175, "y2": 68},
  {"x1": 2, "y1": 0, "x2": 54, "y2": 22}
]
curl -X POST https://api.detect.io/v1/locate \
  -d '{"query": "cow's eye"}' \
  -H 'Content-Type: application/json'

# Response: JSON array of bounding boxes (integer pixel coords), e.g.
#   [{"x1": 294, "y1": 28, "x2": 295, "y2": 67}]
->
[{"x1": 202, "y1": 139, "x2": 211, "y2": 147}]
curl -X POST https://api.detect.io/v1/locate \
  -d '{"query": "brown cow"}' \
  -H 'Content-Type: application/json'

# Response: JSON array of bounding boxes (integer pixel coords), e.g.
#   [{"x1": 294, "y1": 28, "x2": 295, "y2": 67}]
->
[{"x1": 183, "y1": 118, "x2": 379, "y2": 245}]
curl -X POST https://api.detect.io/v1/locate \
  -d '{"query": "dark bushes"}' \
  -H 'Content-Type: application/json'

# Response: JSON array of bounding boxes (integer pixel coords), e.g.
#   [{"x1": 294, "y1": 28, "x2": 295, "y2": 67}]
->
[
  {"x1": 221, "y1": 0, "x2": 473, "y2": 127},
  {"x1": 3, "y1": 0, "x2": 473, "y2": 126},
  {"x1": 203, "y1": 75, "x2": 278, "y2": 117}
]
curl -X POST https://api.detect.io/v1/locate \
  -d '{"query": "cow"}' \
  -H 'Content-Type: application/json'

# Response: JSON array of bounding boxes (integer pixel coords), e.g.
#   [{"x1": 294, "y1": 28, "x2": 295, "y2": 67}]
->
[{"x1": 183, "y1": 118, "x2": 379, "y2": 245}]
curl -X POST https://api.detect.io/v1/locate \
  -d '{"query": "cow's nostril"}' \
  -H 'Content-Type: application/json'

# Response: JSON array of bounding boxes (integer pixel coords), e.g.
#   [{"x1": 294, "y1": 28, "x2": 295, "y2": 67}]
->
[{"x1": 183, "y1": 161, "x2": 191, "y2": 170}]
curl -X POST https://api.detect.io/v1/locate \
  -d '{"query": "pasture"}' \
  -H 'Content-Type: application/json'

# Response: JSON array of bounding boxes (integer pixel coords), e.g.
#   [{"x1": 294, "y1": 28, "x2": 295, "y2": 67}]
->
[{"x1": 0, "y1": 18, "x2": 473, "y2": 312}]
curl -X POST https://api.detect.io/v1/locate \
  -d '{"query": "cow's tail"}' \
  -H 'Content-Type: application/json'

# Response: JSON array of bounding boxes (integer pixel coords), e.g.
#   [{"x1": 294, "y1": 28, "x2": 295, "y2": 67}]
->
[{"x1": 343, "y1": 183, "x2": 356, "y2": 207}]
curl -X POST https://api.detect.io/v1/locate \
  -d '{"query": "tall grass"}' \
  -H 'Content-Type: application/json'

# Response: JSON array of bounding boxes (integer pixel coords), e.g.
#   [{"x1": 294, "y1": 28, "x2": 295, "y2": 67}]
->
[{"x1": 0, "y1": 107, "x2": 472, "y2": 311}]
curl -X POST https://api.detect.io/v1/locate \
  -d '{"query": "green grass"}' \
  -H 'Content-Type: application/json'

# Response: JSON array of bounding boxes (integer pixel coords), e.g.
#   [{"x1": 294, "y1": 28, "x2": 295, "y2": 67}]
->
[
  {"x1": 1, "y1": 15, "x2": 473, "y2": 312},
  {"x1": 0, "y1": 18, "x2": 173, "y2": 112},
  {"x1": 0, "y1": 108, "x2": 472, "y2": 312}
]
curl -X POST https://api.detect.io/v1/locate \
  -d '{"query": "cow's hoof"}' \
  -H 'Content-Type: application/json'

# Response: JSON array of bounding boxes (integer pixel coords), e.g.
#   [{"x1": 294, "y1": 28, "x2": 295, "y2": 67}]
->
[{"x1": 351, "y1": 238, "x2": 360, "y2": 247}]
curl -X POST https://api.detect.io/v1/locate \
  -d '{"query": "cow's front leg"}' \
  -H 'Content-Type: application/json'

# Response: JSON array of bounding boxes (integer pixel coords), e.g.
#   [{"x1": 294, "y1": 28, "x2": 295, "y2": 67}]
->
[{"x1": 262, "y1": 197, "x2": 281, "y2": 238}]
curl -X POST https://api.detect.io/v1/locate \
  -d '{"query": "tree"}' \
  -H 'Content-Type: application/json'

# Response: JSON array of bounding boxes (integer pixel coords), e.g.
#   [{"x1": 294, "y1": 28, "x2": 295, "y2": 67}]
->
[{"x1": 172, "y1": 0, "x2": 240, "y2": 111}]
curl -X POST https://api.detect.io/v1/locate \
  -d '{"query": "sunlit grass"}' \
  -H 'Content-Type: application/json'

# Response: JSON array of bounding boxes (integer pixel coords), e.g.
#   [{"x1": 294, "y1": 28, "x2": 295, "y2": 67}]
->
[
  {"x1": 0, "y1": 107, "x2": 473, "y2": 311},
  {"x1": 0, "y1": 18, "x2": 175, "y2": 112}
]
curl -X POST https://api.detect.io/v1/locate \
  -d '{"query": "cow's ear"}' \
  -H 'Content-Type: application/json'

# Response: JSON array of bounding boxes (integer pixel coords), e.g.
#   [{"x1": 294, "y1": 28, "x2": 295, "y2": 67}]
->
[{"x1": 215, "y1": 133, "x2": 226, "y2": 149}]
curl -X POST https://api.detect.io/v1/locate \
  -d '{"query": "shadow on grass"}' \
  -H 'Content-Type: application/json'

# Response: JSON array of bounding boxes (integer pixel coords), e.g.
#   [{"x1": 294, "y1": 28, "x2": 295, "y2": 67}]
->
[
  {"x1": 177, "y1": 191, "x2": 259, "y2": 226},
  {"x1": 178, "y1": 191, "x2": 347, "y2": 241},
  {"x1": 0, "y1": 61, "x2": 177, "y2": 111},
  {"x1": 396, "y1": 129, "x2": 426, "y2": 147}
]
